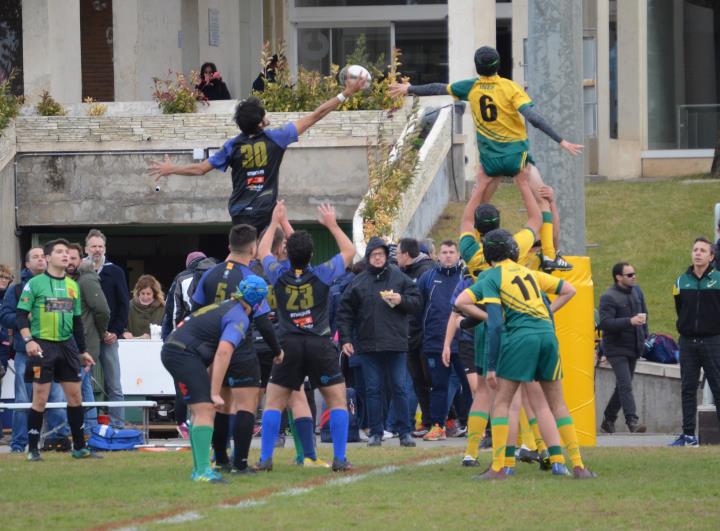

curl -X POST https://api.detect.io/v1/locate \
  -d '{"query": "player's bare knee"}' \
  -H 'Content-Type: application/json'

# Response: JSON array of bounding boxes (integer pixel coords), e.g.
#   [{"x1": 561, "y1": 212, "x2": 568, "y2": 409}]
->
[{"x1": 321, "y1": 383, "x2": 347, "y2": 410}]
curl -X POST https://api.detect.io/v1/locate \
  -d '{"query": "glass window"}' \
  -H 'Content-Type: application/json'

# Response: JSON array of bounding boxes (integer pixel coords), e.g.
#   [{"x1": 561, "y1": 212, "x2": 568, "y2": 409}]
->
[
  {"x1": 394, "y1": 20, "x2": 448, "y2": 84},
  {"x1": 296, "y1": 1, "x2": 445, "y2": 6},
  {"x1": 298, "y1": 27, "x2": 390, "y2": 75},
  {"x1": 298, "y1": 28, "x2": 331, "y2": 73},
  {"x1": 583, "y1": 36, "x2": 597, "y2": 138},
  {"x1": 647, "y1": 0, "x2": 719, "y2": 149},
  {"x1": 0, "y1": 0, "x2": 23, "y2": 95},
  {"x1": 609, "y1": 0, "x2": 618, "y2": 139}
]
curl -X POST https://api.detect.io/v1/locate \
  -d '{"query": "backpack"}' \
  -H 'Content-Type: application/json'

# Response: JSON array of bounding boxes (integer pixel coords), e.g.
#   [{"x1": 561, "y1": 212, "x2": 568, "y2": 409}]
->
[
  {"x1": 319, "y1": 387, "x2": 360, "y2": 443},
  {"x1": 88, "y1": 425, "x2": 144, "y2": 451},
  {"x1": 643, "y1": 333, "x2": 679, "y2": 364},
  {"x1": 176, "y1": 257, "x2": 218, "y2": 322}
]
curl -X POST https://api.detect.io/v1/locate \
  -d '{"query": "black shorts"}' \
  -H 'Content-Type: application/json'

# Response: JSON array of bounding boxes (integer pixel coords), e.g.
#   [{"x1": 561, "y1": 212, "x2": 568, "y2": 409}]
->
[
  {"x1": 269, "y1": 334, "x2": 344, "y2": 391},
  {"x1": 161, "y1": 344, "x2": 211, "y2": 405},
  {"x1": 224, "y1": 353, "x2": 261, "y2": 388},
  {"x1": 256, "y1": 344, "x2": 275, "y2": 388},
  {"x1": 231, "y1": 211, "x2": 272, "y2": 234},
  {"x1": 25, "y1": 339, "x2": 82, "y2": 384},
  {"x1": 458, "y1": 341, "x2": 477, "y2": 375}
]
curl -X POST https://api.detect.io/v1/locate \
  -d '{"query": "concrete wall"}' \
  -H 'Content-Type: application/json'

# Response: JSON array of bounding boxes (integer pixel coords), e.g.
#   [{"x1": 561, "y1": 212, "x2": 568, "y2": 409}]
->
[
  {"x1": 595, "y1": 360, "x2": 701, "y2": 434},
  {"x1": 642, "y1": 156, "x2": 713, "y2": 178},
  {"x1": 22, "y1": 0, "x2": 82, "y2": 104},
  {"x1": 0, "y1": 123, "x2": 20, "y2": 270}
]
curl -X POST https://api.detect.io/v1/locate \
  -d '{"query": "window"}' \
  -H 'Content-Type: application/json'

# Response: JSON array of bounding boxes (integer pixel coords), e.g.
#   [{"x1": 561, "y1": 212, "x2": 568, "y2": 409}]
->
[{"x1": 297, "y1": 26, "x2": 390, "y2": 74}]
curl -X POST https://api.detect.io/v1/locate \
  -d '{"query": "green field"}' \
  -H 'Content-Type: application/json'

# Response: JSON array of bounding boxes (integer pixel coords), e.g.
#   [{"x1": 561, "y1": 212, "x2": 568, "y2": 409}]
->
[
  {"x1": 430, "y1": 177, "x2": 720, "y2": 336},
  {"x1": 1, "y1": 446, "x2": 719, "y2": 529}
]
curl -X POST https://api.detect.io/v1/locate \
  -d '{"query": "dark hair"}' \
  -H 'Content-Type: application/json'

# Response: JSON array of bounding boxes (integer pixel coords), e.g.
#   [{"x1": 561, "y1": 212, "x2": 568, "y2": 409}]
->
[
  {"x1": 67, "y1": 242, "x2": 83, "y2": 257},
  {"x1": 229, "y1": 224, "x2": 257, "y2": 254},
  {"x1": 482, "y1": 229, "x2": 518, "y2": 263},
  {"x1": 440, "y1": 240, "x2": 457, "y2": 250},
  {"x1": 475, "y1": 46, "x2": 500, "y2": 76},
  {"x1": 44, "y1": 238, "x2": 71, "y2": 257},
  {"x1": 611, "y1": 262, "x2": 631, "y2": 283},
  {"x1": 694, "y1": 236, "x2": 715, "y2": 255},
  {"x1": 234, "y1": 97, "x2": 266, "y2": 135},
  {"x1": 286, "y1": 230, "x2": 314, "y2": 269},
  {"x1": 398, "y1": 238, "x2": 420, "y2": 259},
  {"x1": 200, "y1": 62, "x2": 217, "y2": 75},
  {"x1": 474, "y1": 204, "x2": 500, "y2": 235},
  {"x1": 351, "y1": 260, "x2": 366, "y2": 275},
  {"x1": 24, "y1": 246, "x2": 44, "y2": 264}
]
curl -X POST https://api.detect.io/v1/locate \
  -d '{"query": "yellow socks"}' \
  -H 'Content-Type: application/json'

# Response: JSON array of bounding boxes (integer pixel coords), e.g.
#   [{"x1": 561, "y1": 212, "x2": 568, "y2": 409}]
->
[
  {"x1": 540, "y1": 211, "x2": 555, "y2": 260},
  {"x1": 528, "y1": 417, "x2": 548, "y2": 452},
  {"x1": 465, "y1": 411, "x2": 489, "y2": 459},
  {"x1": 557, "y1": 416, "x2": 584, "y2": 469},
  {"x1": 490, "y1": 417, "x2": 509, "y2": 472}
]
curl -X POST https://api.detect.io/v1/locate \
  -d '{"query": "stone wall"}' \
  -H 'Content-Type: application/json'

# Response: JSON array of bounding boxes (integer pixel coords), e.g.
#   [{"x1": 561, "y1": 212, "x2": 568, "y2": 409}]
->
[{"x1": 0, "y1": 122, "x2": 19, "y2": 268}]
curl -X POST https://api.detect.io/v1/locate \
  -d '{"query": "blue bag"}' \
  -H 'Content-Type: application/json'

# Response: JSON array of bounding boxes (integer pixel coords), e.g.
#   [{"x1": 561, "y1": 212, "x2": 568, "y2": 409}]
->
[
  {"x1": 319, "y1": 387, "x2": 360, "y2": 443},
  {"x1": 88, "y1": 425, "x2": 144, "y2": 451},
  {"x1": 643, "y1": 333, "x2": 679, "y2": 364}
]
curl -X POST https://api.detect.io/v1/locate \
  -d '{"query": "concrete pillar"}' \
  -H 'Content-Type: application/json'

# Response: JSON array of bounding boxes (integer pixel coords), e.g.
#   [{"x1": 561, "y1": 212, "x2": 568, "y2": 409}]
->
[
  {"x1": 527, "y1": 0, "x2": 585, "y2": 255},
  {"x1": 238, "y1": 0, "x2": 265, "y2": 97},
  {"x1": 22, "y1": 0, "x2": 82, "y2": 103},
  {"x1": 511, "y1": 0, "x2": 528, "y2": 86},
  {"x1": 448, "y1": 0, "x2": 495, "y2": 183}
]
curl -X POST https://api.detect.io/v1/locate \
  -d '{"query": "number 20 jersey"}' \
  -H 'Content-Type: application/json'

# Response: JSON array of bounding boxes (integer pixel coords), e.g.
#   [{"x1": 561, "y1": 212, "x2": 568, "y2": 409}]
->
[
  {"x1": 447, "y1": 75, "x2": 533, "y2": 158},
  {"x1": 263, "y1": 253, "x2": 346, "y2": 338}
]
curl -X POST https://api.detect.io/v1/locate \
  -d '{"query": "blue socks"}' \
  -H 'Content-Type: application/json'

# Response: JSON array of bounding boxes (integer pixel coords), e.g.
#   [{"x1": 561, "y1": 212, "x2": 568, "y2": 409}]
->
[
  {"x1": 330, "y1": 408, "x2": 349, "y2": 461},
  {"x1": 294, "y1": 416, "x2": 317, "y2": 460},
  {"x1": 260, "y1": 409, "x2": 281, "y2": 462}
]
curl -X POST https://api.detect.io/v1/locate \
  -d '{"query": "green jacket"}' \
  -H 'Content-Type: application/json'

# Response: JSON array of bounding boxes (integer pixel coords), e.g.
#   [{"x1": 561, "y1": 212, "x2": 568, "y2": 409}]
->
[
  {"x1": 76, "y1": 262, "x2": 110, "y2": 358},
  {"x1": 127, "y1": 298, "x2": 165, "y2": 337}
]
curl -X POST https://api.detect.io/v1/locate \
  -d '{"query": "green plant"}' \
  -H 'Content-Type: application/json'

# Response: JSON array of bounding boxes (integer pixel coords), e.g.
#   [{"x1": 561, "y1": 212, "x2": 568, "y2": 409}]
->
[
  {"x1": 152, "y1": 70, "x2": 207, "y2": 114},
  {"x1": 84, "y1": 96, "x2": 107, "y2": 117},
  {"x1": 361, "y1": 98, "x2": 422, "y2": 240},
  {"x1": 253, "y1": 39, "x2": 406, "y2": 112},
  {"x1": 35, "y1": 90, "x2": 66, "y2": 116},
  {"x1": 0, "y1": 70, "x2": 22, "y2": 131}
]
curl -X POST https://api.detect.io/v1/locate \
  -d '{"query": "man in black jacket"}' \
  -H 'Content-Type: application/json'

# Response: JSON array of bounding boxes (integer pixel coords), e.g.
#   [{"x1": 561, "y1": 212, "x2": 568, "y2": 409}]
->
[
  {"x1": 337, "y1": 237, "x2": 422, "y2": 447},
  {"x1": 598, "y1": 262, "x2": 648, "y2": 434}
]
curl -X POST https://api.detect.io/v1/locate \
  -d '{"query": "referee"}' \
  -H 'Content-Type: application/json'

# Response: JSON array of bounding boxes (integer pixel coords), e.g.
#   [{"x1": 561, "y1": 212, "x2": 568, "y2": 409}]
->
[{"x1": 16, "y1": 239, "x2": 98, "y2": 461}]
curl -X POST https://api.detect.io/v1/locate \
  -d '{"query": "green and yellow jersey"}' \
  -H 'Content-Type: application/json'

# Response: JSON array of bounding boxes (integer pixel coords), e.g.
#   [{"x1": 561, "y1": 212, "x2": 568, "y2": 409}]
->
[
  {"x1": 464, "y1": 259, "x2": 563, "y2": 333},
  {"x1": 459, "y1": 227, "x2": 536, "y2": 280},
  {"x1": 17, "y1": 272, "x2": 81, "y2": 341},
  {"x1": 448, "y1": 75, "x2": 532, "y2": 158}
]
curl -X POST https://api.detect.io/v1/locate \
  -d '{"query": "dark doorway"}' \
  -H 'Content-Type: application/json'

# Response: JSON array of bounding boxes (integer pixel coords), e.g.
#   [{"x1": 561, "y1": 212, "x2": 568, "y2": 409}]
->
[{"x1": 80, "y1": 0, "x2": 114, "y2": 102}]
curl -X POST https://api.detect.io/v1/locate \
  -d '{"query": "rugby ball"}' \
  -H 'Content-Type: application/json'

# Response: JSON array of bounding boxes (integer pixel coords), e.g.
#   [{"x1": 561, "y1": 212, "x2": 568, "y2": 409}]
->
[{"x1": 339, "y1": 64, "x2": 372, "y2": 90}]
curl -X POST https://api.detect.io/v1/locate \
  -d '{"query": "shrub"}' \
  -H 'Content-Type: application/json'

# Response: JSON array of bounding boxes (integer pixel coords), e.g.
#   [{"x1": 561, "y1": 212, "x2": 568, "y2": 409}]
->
[
  {"x1": 36, "y1": 90, "x2": 66, "y2": 116},
  {"x1": 84, "y1": 97, "x2": 107, "y2": 117},
  {"x1": 0, "y1": 70, "x2": 22, "y2": 131},
  {"x1": 152, "y1": 70, "x2": 207, "y2": 114}
]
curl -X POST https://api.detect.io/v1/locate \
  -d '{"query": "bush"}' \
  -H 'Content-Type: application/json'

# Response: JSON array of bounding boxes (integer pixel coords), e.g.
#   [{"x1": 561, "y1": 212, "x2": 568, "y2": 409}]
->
[
  {"x1": 253, "y1": 40, "x2": 406, "y2": 112},
  {"x1": 84, "y1": 97, "x2": 107, "y2": 117},
  {"x1": 0, "y1": 71, "x2": 22, "y2": 131},
  {"x1": 152, "y1": 71, "x2": 207, "y2": 114},
  {"x1": 36, "y1": 90, "x2": 66, "y2": 116}
]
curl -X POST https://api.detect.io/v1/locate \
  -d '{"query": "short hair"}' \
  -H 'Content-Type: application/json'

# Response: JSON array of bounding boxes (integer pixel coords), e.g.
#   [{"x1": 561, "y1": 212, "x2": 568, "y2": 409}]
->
[
  {"x1": 398, "y1": 238, "x2": 420, "y2": 259},
  {"x1": 133, "y1": 274, "x2": 165, "y2": 305},
  {"x1": 694, "y1": 236, "x2": 715, "y2": 256},
  {"x1": 611, "y1": 262, "x2": 631, "y2": 282},
  {"x1": 24, "y1": 246, "x2": 44, "y2": 264},
  {"x1": 234, "y1": 97, "x2": 266, "y2": 135},
  {"x1": 286, "y1": 230, "x2": 314, "y2": 269},
  {"x1": 85, "y1": 228, "x2": 106, "y2": 245},
  {"x1": 0, "y1": 263, "x2": 12, "y2": 279},
  {"x1": 44, "y1": 238, "x2": 70, "y2": 257},
  {"x1": 229, "y1": 224, "x2": 257, "y2": 254},
  {"x1": 67, "y1": 242, "x2": 83, "y2": 257},
  {"x1": 440, "y1": 240, "x2": 457, "y2": 250}
]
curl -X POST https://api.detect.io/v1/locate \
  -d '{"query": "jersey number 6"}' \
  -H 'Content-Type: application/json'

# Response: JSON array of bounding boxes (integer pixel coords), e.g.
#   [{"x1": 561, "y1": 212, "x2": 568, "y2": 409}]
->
[{"x1": 479, "y1": 95, "x2": 498, "y2": 122}]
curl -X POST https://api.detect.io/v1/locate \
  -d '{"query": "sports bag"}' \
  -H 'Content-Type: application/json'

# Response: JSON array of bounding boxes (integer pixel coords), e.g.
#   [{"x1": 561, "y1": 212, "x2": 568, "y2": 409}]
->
[
  {"x1": 319, "y1": 387, "x2": 360, "y2": 443},
  {"x1": 643, "y1": 333, "x2": 679, "y2": 364},
  {"x1": 88, "y1": 425, "x2": 144, "y2": 451}
]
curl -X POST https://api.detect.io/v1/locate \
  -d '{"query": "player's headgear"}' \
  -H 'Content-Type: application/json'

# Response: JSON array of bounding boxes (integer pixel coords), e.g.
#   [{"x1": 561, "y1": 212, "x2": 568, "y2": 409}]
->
[
  {"x1": 474, "y1": 204, "x2": 500, "y2": 235},
  {"x1": 475, "y1": 46, "x2": 500, "y2": 76},
  {"x1": 235, "y1": 275, "x2": 268, "y2": 310},
  {"x1": 482, "y1": 229, "x2": 519, "y2": 263}
]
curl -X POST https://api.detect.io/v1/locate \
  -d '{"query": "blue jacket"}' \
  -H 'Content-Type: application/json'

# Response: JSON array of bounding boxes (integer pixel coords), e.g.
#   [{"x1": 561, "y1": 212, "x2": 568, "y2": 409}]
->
[
  {"x1": 0, "y1": 268, "x2": 34, "y2": 355},
  {"x1": 417, "y1": 263, "x2": 463, "y2": 354},
  {"x1": 97, "y1": 260, "x2": 130, "y2": 336}
]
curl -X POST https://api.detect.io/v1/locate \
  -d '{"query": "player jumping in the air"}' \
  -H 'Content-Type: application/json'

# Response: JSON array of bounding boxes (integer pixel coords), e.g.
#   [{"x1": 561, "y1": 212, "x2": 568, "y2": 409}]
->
[
  {"x1": 148, "y1": 75, "x2": 368, "y2": 233},
  {"x1": 390, "y1": 46, "x2": 583, "y2": 271}
]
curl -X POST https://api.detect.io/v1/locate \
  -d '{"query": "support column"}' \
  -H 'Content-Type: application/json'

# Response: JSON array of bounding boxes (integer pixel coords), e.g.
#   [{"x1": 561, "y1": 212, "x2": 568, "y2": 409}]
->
[{"x1": 527, "y1": 0, "x2": 585, "y2": 255}]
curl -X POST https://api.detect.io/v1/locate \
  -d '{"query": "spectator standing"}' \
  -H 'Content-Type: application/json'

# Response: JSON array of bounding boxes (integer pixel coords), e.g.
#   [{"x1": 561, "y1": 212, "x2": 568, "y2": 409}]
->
[
  {"x1": 197, "y1": 62, "x2": 231, "y2": 100},
  {"x1": 0, "y1": 248, "x2": 69, "y2": 452},
  {"x1": 67, "y1": 244, "x2": 110, "y2": 434},
  {"x1": 671, "y1": 237, "x2": 720, "y2": 446},
  {"x1": 161, "y1": 251, "x2": 208, "y2": 340},
  {"x1": 124, "y1": 275, "x2": 165, "y2": 339},
  {"x1": 0, "y1": 264, "x2": 12, "y2": 376},
  {"x1": 598, "y1": 262, "x2": 648, "y2": 434},
  {"x1": 337, "y1": 236, "x2": 422, "y2": 448},
  {"x1": 85, "y1": 229, "x2": 128, "y2": 428}
]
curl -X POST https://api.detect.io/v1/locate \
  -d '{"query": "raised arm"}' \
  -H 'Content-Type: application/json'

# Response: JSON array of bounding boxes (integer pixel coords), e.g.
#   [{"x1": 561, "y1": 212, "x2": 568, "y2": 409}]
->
[
  {"x1": 294, "y1": 75, "x2": 367, "y2": 136},
  {"x1": 518, "y1": 106, "x2": 583, "y2": 156},
  {"x1": 148, "y1": 155, "x2": 214, "y2": 181},
  {"x1": 388, "y1": 82, "x2": 448, "y2": 98},
  {"x1": 317, "y1": 203, "x2": 355, "y2": 266},
  {"x1": 515, "y1": 169, "x2": 542, "y2": 237},
  {"x1": 460, "y1": 179, "x2": 487, "y2": 234},
  {"x1": 259, "y1": 200, "x2": 286, "y2": 261}
]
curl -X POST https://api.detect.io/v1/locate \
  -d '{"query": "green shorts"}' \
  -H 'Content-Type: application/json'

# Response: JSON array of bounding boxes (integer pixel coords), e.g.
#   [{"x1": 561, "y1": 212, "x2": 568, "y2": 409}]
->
[
  {"x1": 481, "y1": 151, "x2": 534, "y2": 178},
  {"x1": 496, "y1": 329, "x2": 561, "y2": 382},
  {"x1": 473, "y1": 323, "x2": 487, "y2": 375}
]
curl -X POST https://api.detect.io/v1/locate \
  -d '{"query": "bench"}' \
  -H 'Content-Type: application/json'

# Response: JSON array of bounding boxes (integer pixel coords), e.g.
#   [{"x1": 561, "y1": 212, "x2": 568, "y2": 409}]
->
[{"x1": 0, "y1": 401, "x2": 158, "y2": 441}]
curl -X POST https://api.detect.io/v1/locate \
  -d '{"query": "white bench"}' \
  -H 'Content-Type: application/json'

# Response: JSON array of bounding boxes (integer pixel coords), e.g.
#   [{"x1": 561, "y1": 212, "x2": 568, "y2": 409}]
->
[{"x1": 0, "y1": 401, "x2": 158, "y2": 441}]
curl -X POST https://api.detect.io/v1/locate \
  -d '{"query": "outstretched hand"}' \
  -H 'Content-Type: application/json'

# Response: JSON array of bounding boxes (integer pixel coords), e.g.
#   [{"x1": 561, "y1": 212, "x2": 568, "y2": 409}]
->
[
  {"x1": 317, "y1": 202, "x2": 338, "y2": 228},
  {"x1": 560, "y1": 140, "x2": 583, "y2": 156},
  {"x1": 271, "y1": 199, "x2": 287, "y2": 224},
  {"x1": 344, "y1": 74, "x2": 368, "y2": 96},
  {"x1": 388, "y1": 82, "x2": 410, "y2": 98},
  {"x1": 148, "y1": 154, "x2": 174, "y2": 182}
]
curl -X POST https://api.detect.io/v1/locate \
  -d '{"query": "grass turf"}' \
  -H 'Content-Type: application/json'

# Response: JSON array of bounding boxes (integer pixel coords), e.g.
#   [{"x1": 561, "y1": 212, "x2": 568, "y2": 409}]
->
[
  {"x1": 3, "y1": 446, "x2": 719, "y2": 529},
  {"x1": 429, "y1": 177, "x2": 720, "y2": 336}
]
